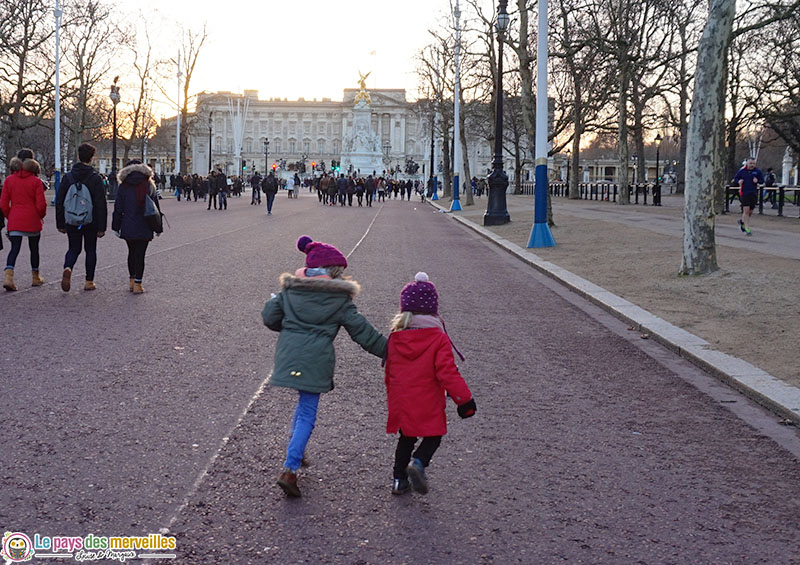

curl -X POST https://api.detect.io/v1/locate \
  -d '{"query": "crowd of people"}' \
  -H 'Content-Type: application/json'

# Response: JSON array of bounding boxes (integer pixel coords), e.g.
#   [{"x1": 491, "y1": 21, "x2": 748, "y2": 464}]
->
[{"x1": 2, "y1": 143, "x2": 161, "y2": 293}]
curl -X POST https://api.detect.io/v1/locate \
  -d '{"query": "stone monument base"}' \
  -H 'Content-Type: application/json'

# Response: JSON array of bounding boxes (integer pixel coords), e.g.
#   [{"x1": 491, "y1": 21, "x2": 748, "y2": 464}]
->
[{"x1": 341, "y1": 153, "x2": 384, "y2": 177}]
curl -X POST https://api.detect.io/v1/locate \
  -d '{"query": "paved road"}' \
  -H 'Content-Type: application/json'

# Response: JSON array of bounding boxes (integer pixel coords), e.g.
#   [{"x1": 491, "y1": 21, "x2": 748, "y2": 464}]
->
[{"x1": 2, "y1": 191, "x2": 799, "y2": 564}]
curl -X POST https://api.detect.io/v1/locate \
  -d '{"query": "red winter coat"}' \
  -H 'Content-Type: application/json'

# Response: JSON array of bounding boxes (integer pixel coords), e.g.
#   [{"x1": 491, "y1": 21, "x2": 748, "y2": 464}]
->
[
  {"x1": 384, "y1": 327, "x2": 472, "y2": 437},
  {"x1": 0, "y1": 167, "x2": 47, "y2": 232}
]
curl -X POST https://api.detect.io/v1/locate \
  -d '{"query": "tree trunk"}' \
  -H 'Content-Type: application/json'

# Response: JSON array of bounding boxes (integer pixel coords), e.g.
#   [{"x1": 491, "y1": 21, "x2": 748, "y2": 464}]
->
[
  {"x1": 617, "y1": 66, "x2": 631, "y2": 204},
  {"x1": 569, "y1": 82, "x2": 583, "y2": 199},
  {"x1": 676, "y1": 26, "x2": 690, "y2": 195},
  {"x1": 460, "y1": 108, "x2": 474, "y2": 206},
  {"x1": 680, "y1": 0, "x2": 735, "y2": 275},
  {"x1": 441, "y1": 128, "x2": 452, "y2": 198}
]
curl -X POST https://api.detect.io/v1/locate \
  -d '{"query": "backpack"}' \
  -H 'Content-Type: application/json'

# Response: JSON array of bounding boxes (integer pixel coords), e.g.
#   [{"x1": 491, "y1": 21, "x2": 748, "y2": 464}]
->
[
  {"x1": 143, "y1": 193, "x2": 164, "y2": 234},
  {"x1": 64, "y1": 174, "x2": 93, "y2": 226}
]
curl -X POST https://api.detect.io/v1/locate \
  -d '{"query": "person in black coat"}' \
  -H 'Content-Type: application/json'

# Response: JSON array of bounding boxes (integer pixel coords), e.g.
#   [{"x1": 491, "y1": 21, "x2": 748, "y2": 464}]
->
[
  {"x1": 55, "y1": 143, "x2": 108, "y2": 292},
  {"x1": 207, "y1": 171, "x2": 219, "y2": 210},
  {"x1": 111, "y1": 160, "x2": 160, "y2": 294}
]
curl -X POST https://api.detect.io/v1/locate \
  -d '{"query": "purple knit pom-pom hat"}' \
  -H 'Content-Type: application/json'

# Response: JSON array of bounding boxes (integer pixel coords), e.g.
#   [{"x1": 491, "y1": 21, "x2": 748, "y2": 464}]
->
[
  {"x1": 400, "y1": 272, "x2": 438, "y2": 315},
  {"x1": 296, "y1": 235, "x2": 348, "y2": 268}
]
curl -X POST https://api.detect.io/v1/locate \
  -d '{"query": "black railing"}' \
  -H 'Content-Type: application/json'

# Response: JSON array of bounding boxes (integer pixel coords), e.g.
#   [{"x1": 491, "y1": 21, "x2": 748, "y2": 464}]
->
[
  {"x1": 724, "y1": 186, "x2": 800, "y2": 218},
  {"x1": 542, "y1": 182, "x2": 657, "y2": 204}
]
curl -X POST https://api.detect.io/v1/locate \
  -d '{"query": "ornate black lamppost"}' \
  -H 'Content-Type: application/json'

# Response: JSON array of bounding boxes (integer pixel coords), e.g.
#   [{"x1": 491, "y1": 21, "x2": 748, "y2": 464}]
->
[
  {"x1": 484, "y1": 0, "x2": 510, "y2": 225},
  {"x1": 208, "y1": 111, "x2": 213, "y2": 172},
  {"x1": 654, "y1": 133, "x2": 663, "y2": 206},
  {"x1": 264, "y1": 138, "x2": 269, "y2": 173},
  {"x1": 109, "y1": 77, "x2": 120, "y2": 199}
]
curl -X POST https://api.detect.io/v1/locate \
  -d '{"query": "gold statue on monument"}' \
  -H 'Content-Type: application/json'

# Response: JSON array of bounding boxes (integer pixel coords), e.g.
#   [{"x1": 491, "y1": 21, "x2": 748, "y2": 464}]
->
[{"x1": 354, "y1": 71, "x2": 372, "y2": 105}]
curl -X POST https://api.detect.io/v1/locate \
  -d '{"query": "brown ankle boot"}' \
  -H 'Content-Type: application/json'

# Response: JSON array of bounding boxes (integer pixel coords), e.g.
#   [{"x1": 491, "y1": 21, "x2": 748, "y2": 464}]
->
[
  {"x1": 61, "y1": 268, "x2": 71, "y2": 292},
  {"x1": 277, "y1": 470, "x2": 301, "y2": 497},
  {"x1": 32, "y1": 270, "x2": 45, "y2": 286},
  {"x1": 129, "y1": 278, "x2": 135, "y2": 292},
  {"x1": 3, "y1": 269, "x2": 16, "y2": 291},
  {"x1": 132, "y1": 282, "x2": 144, "y2": 294},
  {"x1": 84, "y1": 280, "x2": 97, "y2": 291}
]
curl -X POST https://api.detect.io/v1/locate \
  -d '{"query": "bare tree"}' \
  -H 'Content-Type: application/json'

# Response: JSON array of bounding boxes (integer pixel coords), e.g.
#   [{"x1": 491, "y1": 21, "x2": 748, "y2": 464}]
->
[
  {"x1": 60, "y1": 0, "x2": 126, "y2": 153},
  {"x1": 119, "y1": 26, "x2": 159, "y2": 163},
  {"x1": 0, "y1": 0, "x2": 56, "y2": 153}
]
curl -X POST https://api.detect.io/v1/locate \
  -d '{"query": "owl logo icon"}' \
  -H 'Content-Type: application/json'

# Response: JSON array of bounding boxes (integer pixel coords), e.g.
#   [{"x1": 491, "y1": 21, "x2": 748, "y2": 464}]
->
[{"x1": 1, "y1": 532, "x2": 34, "y2": 562}]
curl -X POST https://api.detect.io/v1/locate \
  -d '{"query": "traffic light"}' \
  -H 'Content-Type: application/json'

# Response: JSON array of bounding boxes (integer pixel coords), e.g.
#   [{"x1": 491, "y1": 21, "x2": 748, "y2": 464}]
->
[
  {"x1": 272, "y1": 163, "x2": 277, "y2": 172},
  {"x1": 242, "y1": 159, "x2": 247, "y2": 171},
  {"x1": 312, "y1": 161, "x2": 316, "y2": 170}
]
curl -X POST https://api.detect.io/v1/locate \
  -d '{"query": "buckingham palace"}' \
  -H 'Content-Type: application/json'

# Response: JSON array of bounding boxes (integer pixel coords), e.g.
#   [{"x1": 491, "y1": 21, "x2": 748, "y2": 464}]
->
[
  {"x1": 174, "y1": 87, "x2": 498, "y2": 180},
  {"x1": 185, "y1": 88, "x2": 428, "y2": 177}
]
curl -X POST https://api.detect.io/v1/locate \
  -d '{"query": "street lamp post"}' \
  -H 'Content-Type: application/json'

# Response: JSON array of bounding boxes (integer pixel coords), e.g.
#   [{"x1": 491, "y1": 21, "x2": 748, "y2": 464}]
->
[
  {"x1": 526, "y1": 0, "x2": 556, "y2": 246},
  {"x1": 429, "y1": 107, "x2": 437, "y2": 200},
  {"x1": 451, "y1": 0, "x2": 463, "y2": 212},
  {"x1": 484, "y1": 0, "x2": 511, "y2": 226},
  {"x1": 383, "y1": 141, "x2": 391, "y2": 176},
  {"x1": 53, "y1": 0, "x2": 63, "y2": 204},
  {"x1": 264, "y1": 138, "x2": 269, "y2": 174},
  {"x1": 654, "y1": 132, "x2": 663, "y2": 206},
  {"x1": 109, "y1": 77, "x2": 120, "y2": 199},
  {"x1": 208, "y1": 111, "x2": 213, "y2": 172}
]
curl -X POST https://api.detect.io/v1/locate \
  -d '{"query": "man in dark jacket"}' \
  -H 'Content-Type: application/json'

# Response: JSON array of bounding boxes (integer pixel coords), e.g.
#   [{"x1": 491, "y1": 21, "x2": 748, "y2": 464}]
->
[
  {"x1": 250, "y1": 172, "x2": 262, "y2": 205},
  {"x1": 262, "y1": 172, "x2": 278, "y2": 215},
  {"x1": 336, "y1": 174, "x2": 348, "y2": 206},
  {"x1": 216, "y1": 170, "x2": 228, "y2": 210},
  {"x1": 55, "y1": 143, "x2": 108, "y2": 292},
  {"x1": 207, "y1": 171, "x2": 219, "y2": 210}
]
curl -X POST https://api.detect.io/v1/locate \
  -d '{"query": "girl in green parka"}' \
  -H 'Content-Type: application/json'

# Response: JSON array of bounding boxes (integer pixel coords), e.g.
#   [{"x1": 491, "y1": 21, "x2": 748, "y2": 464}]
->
[{"x1": 262, "y1": 235, "x2": 387, "y2": 497}]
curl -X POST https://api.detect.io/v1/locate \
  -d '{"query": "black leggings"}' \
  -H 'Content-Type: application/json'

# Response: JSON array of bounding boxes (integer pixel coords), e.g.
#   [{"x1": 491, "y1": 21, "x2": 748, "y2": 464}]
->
[
  {"x1": 125, "y1": 240, "x2": 149, "y2": 282},
  {"x1": 6, "y1": 235, "x2": 40, "y2": 270},
  {"x1": 393, "y1": 434, "x2": 442, "y2": 479},
  {"x1": 64, "y1": 227, "x2": 98, "y2": 280}
]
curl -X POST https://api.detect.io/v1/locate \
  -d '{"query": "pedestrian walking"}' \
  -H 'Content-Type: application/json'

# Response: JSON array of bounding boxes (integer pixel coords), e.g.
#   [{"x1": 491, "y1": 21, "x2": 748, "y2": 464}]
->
[
  {"x1": 55, "y1": 143, "x2": 108, "y2": 292},
  {"x1": 377, "y1": 178, "x2": 386, "y2": 203},
  {"x1": 1, "y1": 149, "x2": 47, "y2": 291},
  {"x1": 293, "y1": 173, "x2": 301, "y2": 199},
  {"x1": 383, "y1": 272, "x2": 476, "y2": 495},
  {"x1": 262, "y1": 235, "x2": 387, "y2": 498},
  {"x1": 286, "y1": 175, "x2": 295, "y2": 199},
  {"x1": 111, "y1": 160, "x2": 161, "y2": 294},
  {"x1": 365, "y1": 175, "x2": 375, "y2": 207},
  {"x1": 262, "y1": 171, "x2": 278, "y2": 215},
  {"x1": 337, "y1": 174, "x2": 348, "y2": 206},
  {"x1": 733, "y1": 157, "x2": 764, "y2": 236},
  {"x1": 207, "y1": 171, "x2": 219, "y2": 210},
  {"x1": 250, "y1": 173, "x2": 261, "y2": 206}
]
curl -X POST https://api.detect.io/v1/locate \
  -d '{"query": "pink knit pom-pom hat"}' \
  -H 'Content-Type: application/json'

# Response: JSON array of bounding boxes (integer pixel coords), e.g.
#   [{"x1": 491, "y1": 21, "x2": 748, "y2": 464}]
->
[{"x1": 296, "y1": 235, "x2": 348, "y2": 268}]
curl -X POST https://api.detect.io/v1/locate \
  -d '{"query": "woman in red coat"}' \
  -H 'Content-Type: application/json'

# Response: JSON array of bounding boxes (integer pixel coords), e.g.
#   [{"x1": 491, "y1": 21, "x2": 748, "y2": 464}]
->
[
  {"x1": 384, "y1": 272, "x2": 476, "y2": 496},
  {"x1": 1, "y1": 151, "x2": 47, "y2": 291}
]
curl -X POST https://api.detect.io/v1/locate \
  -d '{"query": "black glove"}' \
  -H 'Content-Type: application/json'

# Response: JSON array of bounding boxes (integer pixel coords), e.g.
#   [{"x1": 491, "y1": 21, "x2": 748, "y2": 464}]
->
[{"x1": 457, "y1": 398, "x2": 477, "y2": 419}]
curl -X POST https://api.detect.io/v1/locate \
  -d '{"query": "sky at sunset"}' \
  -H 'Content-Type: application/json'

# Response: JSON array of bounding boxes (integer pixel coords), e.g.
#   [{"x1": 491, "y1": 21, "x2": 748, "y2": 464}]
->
[{"x1": 128, "y1": 0, "x2": 459, "y2": 116}]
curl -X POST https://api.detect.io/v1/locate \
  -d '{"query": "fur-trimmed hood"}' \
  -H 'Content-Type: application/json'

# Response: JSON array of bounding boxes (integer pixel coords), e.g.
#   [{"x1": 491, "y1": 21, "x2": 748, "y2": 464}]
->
[
  {"x1": 8, "y1": 156, "x2": 40, "y2": 175},
  {"x1": 118, "y1": 163, "x2": 153, "y2": 184},
  {"x1": 279, "y1": 273, "x2": 361, "y2": 298}
]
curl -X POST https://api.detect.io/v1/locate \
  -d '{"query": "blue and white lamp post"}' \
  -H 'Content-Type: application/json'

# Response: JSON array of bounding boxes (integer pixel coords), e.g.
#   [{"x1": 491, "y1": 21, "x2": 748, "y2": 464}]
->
[
  {"x1": 450, "y1": 0, "x2": 463, "y2": 212},
  {"x1": 527, "y1": 0, "x2": 556, "y2": 247}
]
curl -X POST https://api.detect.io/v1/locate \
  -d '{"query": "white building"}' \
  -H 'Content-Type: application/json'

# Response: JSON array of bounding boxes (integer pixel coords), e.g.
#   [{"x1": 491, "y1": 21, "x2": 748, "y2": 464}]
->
[{"x1": 183, "y1": 88, "x2": 509, "y2": 181}]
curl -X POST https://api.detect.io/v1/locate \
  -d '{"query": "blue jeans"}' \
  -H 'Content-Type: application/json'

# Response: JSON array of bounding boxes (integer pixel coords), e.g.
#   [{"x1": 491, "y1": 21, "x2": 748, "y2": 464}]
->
[{"x1": 284, "y1": 391, "x2": 320, "y2": 471}]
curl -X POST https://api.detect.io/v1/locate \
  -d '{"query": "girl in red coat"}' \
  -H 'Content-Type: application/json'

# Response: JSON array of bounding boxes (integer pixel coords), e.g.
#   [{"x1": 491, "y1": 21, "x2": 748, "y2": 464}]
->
[
  {"x1": 384, "y1": 272, "x2": 476, "y2": 495},
  {"x1": 1, "y1": 151, "x2": 47, "y2": 291}
]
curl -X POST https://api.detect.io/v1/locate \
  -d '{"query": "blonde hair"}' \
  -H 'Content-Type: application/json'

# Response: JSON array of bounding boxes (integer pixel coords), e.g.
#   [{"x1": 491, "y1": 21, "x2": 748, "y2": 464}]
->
[
  {"x1": 391, "y1": 311, "x2": 413, "y2": 332},
  {"x1": 327, "y1": 266, "x2": 345, "y2": 279}
]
